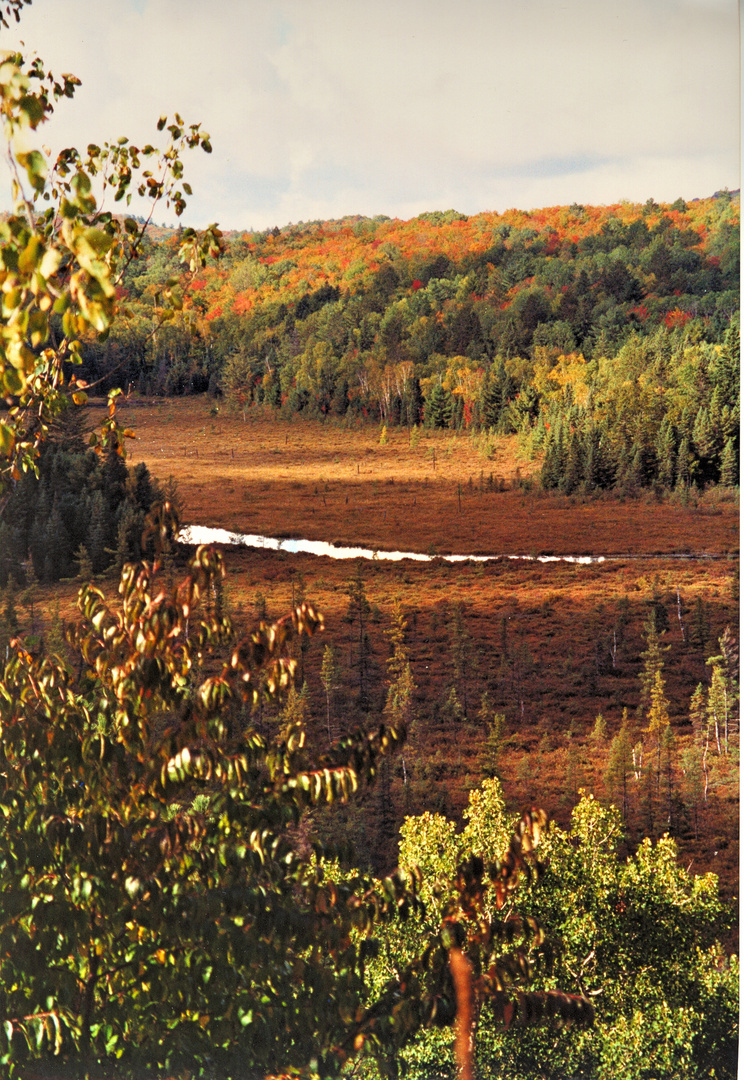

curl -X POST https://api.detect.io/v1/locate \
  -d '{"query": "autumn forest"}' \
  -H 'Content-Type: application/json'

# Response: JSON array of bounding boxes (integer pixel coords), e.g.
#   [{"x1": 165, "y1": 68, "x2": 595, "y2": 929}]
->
[{"x1": 0, "y1": 98, "x2": 738, "y2": 1079}]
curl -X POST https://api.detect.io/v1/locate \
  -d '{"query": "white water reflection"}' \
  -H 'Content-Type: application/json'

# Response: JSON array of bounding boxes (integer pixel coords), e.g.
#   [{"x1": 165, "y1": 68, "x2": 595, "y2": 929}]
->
[{"x1": 179, "y1": 525, "x2": 607, "y2": 565}]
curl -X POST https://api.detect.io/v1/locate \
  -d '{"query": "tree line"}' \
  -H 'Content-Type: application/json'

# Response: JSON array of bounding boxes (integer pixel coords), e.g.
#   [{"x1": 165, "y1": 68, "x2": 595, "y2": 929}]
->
[{"x1": 77, "y1": 194, "x2": 740, "y2": 492}]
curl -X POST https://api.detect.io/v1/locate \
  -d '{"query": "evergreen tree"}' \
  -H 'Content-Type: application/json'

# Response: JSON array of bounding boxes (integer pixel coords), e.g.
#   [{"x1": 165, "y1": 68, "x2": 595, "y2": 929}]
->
[
  {"x1": 719, "y1": 436, "x2": 738, "y2": 486},
  {"x1": 43, "y1": 506, "x2": 71, "y2": 583},
  {"x1": 637, "y1": 609, "x2": 669, "y2": 717},
  {"x1": 87, "y1": 490, "x2": 110, "y2": 574},
  {"x1": 480, "y1": 708, "x2": 506, "y2": 780},
  {"x1": 675, "y1": 434, "x2": 692, "y2": 488},
  {"x1": 448, "y1": 601, "x2": 471, "y2": 719},
  {"x1": 320, "y1": 643, "x2": 342, "y2": 747},
  {"x1": 423, "y1": 379, "x2": 453, "y2": 429},
  {"x1": 646, "y1": 670, "x2": 671, "y2": 795},
  {"x1": 438, "y1": 684, "x2": 465, "y2": 726},
  {"x1": 655, "y1": 418, "x2": 677, "y2": 488},
  {"x1": 345, "y1": 561, "x2": 372, "y2": 709},
  {"x1": 605, "y1": 716, "x2": 633, "y2": 820},
  {"x1": 689, "y1": 597, "x2": 709, "y2": 654},
  {"x1": 561, "y1": 428, "x2": 584, "y2": 494}
]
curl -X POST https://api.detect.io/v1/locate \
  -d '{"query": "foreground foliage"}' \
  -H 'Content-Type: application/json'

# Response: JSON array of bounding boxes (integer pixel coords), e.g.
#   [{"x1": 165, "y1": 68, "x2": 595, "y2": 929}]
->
[
  {"x1": 362, "y1": 788, "x2": 737, "y2": 1080},
  {"x1": 0, "y1": 533, "x2": 595, "y2": 1076}
]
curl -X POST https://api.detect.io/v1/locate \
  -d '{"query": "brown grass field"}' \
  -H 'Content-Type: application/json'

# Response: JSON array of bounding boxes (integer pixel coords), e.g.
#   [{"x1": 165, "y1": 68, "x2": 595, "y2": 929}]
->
[
  {"x1": 104, "y1": 397, "x2": 738, "y2": 557},
  {"x1": 77, "y1": 396, "x2": 739, "y2": 908}
]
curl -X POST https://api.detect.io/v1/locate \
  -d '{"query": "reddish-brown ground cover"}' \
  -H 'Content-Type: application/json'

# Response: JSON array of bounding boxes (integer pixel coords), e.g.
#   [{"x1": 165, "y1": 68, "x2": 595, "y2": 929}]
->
[
  {"x1": 78, "y1": 397, "x2": 738, "y2": 903},
  {"x1": 105, "y1": 397, "x2": 739, "y2": 557}
]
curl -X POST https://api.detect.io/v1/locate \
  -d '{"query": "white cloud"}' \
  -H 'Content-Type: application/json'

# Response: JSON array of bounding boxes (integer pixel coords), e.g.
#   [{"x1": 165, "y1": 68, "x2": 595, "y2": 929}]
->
[{"x1": 0, "y1": 0, "x2": 739, "y2": 228}]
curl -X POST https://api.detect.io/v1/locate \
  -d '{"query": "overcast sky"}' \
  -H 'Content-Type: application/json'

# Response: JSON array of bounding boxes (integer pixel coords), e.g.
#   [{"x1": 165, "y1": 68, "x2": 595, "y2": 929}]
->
[{"x1": 1, "y1": 0, "x2": 740, "y2": 229}]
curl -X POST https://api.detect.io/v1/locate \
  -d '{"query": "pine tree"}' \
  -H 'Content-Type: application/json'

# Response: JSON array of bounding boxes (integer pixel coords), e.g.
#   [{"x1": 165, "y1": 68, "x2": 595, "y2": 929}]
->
[
  {"x1": 675, "y1": 434, "x2": 692, "y2": 488},
  {"x1": 384, "y1": 602, "x2": 417, "y2": 729},
  {"x1": 87, "y1": 490, "x2": 110, "y2": 574},
  {"x1": 719, "y1": 437, "x2": 738, "y2": 487},
  {"x1": 19, "y1": 562, "x2": 39, "y2": 633},
  {"x1": 637, "y1": 609, "x2": 669, "y2": 718},
  {"x1": 660, "y1": 725, "x2": 676, "y2": 830},
  {"x1": 448, "y1": 601, "x2": 470, "y2": 719},
  {"x1": 75, "y1": 543, "x2": 93, "y2": 582},
  {"x1": 561, "y1": 428, "x2": 584, "y2": 494},
  {"x1": 279, "y1": 681, "x2": 310, "y2": 741},
  {"x1": 679, "y1": 745, "x2": 704, "y2": 840},
  {"x1": 605, "y1": 716, "x2": 633, "y2": 820},
  {"x1": 689, "y1": 597, "x2": 709, "y2": 654},
  {"x1": 655, "y1": 418, "x2": 676, "y2": 489},
  {"x1": 480, "y1": 710, "x2": 506, "y2": 780},
  {"x1": 689, "y1": 683, "x2": 712, "y2": 804},
  {"x1": 45, "y1": 597, "x2": 67, "y2": 664},
  {"x1": 590, "y1": 712, "x2": 607, "y2": 749},
  {"x1": 114, "y1": 502, "x2": 138, "y2": 574},
  {"x1": 320, "y1": 643, "x2": 341, "y2": 747},
  {"x1": 439, "y1": 685, "x2": 465, "y2": 727},
  {"x1": 345, "y1": 561, "x2": 372, "y2": 709},
  {"x1": 3, "y1": 576, "x2": 18, "y2": 637},
  {"x1": 646, "y1": 670, "x2": 670, "y2": 789},
  {"x1": 689, "y1": 683, "x2": 707, "y2": 745},
  {"x1": 423, "y1": 379, "x2": 453, "y2": 429}
]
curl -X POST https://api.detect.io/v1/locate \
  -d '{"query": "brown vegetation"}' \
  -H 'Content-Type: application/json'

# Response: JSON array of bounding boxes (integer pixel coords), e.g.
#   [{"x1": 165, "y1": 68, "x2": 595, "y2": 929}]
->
[
  {"x1": 104, "y1": 397, "x2": 738, "y2": 556},
  {"x1": 72, "y1": 397, "x2": 739, "y2": 908}
]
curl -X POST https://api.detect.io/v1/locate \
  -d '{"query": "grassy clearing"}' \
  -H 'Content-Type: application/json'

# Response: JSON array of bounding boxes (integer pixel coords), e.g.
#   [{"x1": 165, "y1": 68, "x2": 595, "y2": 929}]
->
[{"x1": 97, "y1": 396, "x2": 739, "y2": 557}]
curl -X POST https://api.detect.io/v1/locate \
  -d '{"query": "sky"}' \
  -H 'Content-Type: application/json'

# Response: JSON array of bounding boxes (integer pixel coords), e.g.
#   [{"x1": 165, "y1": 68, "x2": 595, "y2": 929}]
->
[{"x1": 0, "y1": 0, "x2": 740, "y2": 230}]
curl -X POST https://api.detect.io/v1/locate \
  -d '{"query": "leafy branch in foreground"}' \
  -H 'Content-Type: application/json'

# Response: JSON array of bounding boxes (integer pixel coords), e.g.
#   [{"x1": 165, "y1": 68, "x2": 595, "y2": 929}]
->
[{"x1": 0, "y1": 504, "x2": 594, "y2": 1077}]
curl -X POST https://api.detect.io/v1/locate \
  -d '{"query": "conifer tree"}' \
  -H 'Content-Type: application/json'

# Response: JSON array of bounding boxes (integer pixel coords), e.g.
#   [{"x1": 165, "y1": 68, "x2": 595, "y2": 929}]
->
[
  {"x1": 439, "y1": 685, "x2": 465, "y2": 727},
  {"x1": 320, "y1": 643, "x2": 342, "y2": 747},
  {"x1": 679, "y1": 745, "x2": 704, "y2": 840},
  {"x1": 646, "y1": 669, "x2": 671, "y2": 791},
  {"x1": 689, "y1": 597, "x2": 709, "y2": 655},
  {"x1": 689, "y1": 682, "x2": 707, "y2": 745},
  {"x1": 423, "y1": 379, "x2": 453, "y2": 429},
  {"x1": 675, "y1": 434, "x2": 692, "y2": 488},
  {"x1": 605, "y1": 715, "x2": 633, "y2": 820},
  {"x1": 87, "y1": 491, "x2": 110, "y2": 575},
  {"x1": 561, "y1": 428, "x2": 584, "y2": 494},
  {"x1": 719, "y1": 436, "x2": 738, "y2": 487},
  {"x1": 660, "y1": 725, "x2": 676, "y2": 830},
  {"x1": 345, "y1": 561, "x2": 372, "y2": 709},
  {"x1": 655, "y1": 418, "x2": 677, "y2": 488},
  {"x1": 479, "y1": 704, "x2": 505, "y2": 780},
  {"x1": 75, "y1": 543, "x2": 93, "y2": 582},
  {"x1": 637, "y1": 609, "x2": 669, "y2": 717},
  {"x1": 384, "y1": 601, "x2": 417, "y2": 736},
  {"x1": 448, "y1": 601, "x2": 470, "y2": 719}
]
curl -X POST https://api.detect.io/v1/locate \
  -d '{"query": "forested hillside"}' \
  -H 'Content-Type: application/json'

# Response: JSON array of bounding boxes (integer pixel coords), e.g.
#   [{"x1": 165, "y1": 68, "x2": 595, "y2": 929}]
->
[{"x1": 81, "y1": 193, "x2": 740, "y2": 493}]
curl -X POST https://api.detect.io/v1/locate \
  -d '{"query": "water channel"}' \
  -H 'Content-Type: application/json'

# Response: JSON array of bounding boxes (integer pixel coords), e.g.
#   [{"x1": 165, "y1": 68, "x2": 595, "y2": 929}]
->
[{"x1": 179, "y1": 526, "x2": 726, "y2": 565}]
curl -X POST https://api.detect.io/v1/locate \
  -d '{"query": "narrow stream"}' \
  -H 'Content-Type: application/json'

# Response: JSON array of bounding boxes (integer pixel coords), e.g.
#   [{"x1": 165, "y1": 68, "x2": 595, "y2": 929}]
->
[{"x1": 179, "y1": 526, "x2": 727, "y2": 565}]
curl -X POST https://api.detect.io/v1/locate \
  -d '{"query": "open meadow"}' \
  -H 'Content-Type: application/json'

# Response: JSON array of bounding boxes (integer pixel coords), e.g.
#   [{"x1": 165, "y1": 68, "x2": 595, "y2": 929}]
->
[{"x1": 80, "y1": 396, "x2": 738, "y2": 910}]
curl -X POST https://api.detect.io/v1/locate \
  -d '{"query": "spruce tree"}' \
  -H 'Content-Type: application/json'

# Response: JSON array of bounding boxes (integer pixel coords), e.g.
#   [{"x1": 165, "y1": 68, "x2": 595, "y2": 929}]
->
[
  {"x1": 423, "y1": 380, "x2": 453, "y2": 429},
  {"x1": 320, "y1": 643, "x2": 342, "y2": 747},
  {"x1": 480, "y1": 710, "x2": 506, "y2": 780},
  {"x1": 646, "y1": 669, "x2": 670, "y2": 792},
  {"x1": 675, "y1": 434, "x2": 692, "y2": 488},
  {"x1": 637, "y1": 609, "x2": 669, "y2": 717},
  {"x1": 655, "y1": 418, "x2": 676, "y2": 489},
  {"x1": 561, "y1": 428, "x2": 584, "y2": 494},
  {"x1": 87, "y1": 491, "x2": 110, "y2": 575},
  {"x1": 605, "y1": 716, "x2": 633, "y2": 820},
  {"x1": 719, "y1": 436, "x2": 738, "y2": 487},
  {"x1": 345, "y1": 561, "x2": 372, "y2": 709}
]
